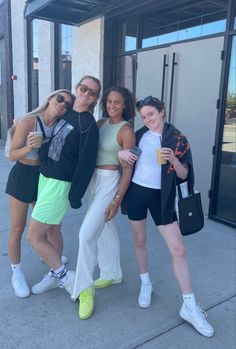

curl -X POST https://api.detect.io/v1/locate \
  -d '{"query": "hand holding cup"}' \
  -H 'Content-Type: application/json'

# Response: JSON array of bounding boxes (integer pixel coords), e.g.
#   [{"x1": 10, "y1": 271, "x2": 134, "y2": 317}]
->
[
  {"x1": 157, "y1": 148, "x2": 167, "y2": 165},
  {"x1": 157, "y1": 147, "x2": 175, "y2": 164},
  {"x1": 27, "y1": 131, "x2": 43, "y2": 149}
]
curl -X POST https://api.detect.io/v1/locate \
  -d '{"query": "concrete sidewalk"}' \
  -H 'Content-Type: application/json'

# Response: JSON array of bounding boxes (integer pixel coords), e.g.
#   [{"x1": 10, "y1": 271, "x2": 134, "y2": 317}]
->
[{"x1": 0, "y1": 141, "x2": 235, "y2": 349}]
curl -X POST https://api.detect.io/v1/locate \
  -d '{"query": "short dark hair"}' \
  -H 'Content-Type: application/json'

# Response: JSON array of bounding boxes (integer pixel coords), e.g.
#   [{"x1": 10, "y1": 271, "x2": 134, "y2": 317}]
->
[{"x1": 136, "y1": 96, "x2": 164, "y2": 113}]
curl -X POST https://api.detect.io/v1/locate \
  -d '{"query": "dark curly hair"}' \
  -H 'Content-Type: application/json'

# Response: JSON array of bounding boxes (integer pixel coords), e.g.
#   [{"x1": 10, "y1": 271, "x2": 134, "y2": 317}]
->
[{"x1": 101, "y1": 86, "x2": 136, "y2": 121}]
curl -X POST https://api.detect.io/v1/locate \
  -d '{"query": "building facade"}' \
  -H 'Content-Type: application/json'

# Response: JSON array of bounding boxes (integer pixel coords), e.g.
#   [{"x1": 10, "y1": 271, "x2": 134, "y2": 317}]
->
[{"x1": 0, "y1": 0, "x2": 235, "y2": 228}]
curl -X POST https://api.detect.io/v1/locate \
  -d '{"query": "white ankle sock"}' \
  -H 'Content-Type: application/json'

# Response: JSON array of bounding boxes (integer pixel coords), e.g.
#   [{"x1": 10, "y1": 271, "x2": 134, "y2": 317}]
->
[
  {"x1": 140, "y1": 272, "x2": 151, "y2": 284},
  {"x1": 11, "y1": 263, "x2": 22, "y2": 273},
  {"x1": 183, "y1": 293, "x2": 197, "y2": 308}
]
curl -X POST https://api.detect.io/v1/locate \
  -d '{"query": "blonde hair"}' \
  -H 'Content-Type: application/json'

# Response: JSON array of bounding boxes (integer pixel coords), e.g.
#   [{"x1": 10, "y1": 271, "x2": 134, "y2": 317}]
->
[
  {"x1": 10, "y1": 89, "x2": 75, "y2": 135},
  {"x1": 26, "y1": 89, "x2": 75, "y2": 117},
  {"x1": 75, "y1": 75, "x2": 101, "y2": 96},
  {"x1": 75, "y1": 76, "x2": 101, "y2": 114}
]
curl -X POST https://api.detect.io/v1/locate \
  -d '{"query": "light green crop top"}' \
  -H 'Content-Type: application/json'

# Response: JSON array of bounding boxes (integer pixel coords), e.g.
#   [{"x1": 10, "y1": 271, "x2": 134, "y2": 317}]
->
[{"x1": 96, "y1": 119, "x2": 128, "y2": 166}]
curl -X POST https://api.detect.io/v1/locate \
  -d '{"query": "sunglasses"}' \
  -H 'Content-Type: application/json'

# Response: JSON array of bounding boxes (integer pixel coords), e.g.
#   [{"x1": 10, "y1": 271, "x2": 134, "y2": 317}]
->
[
  {"x1": 56, "y1": 94, "x2": 72, "y2": 110},
  {"x1": 136, "y1": 96, "x2": 161, "y2": 110},
  {"x1": 78, "y1": 84, "x2": 99, "y2": 98}
]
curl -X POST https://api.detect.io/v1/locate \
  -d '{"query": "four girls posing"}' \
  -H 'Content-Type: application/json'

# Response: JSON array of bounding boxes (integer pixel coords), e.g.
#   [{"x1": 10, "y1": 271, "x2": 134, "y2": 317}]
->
[{"x1": 5, "y1": 78, "x2": 214, "y2": 337}]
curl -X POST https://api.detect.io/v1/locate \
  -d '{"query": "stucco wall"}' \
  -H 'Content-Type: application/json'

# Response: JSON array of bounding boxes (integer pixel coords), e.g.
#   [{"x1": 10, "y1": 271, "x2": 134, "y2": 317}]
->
[{"x1": 72, "y1": 17, "x2": 104, "y2": 119}]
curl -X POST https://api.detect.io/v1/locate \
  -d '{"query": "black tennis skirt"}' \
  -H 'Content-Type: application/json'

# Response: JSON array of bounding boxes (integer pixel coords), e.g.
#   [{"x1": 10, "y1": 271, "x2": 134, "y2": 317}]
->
[{"x1": 5, "y1": 161, "x2": 40, "y2": 203}]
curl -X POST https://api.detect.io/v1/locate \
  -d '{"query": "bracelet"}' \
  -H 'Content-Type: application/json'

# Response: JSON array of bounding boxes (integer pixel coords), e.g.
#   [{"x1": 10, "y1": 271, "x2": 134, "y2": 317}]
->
[
  {"x1": 112, "y1": 200, "x2": 119, "y2": 205},
  {"x1": 115, "y1": 194, "x2": 121, "y2": 198}
]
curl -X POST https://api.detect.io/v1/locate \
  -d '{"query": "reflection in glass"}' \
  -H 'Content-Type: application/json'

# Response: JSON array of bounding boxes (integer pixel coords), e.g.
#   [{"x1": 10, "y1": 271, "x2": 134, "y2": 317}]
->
[
  {"x1": 30, "y1": 20, "x2": 39, "y2": 110},
  {"x1": 115, "y1": 55, "x2": 136, "y2": 93},
  {"x1": 234, "y1": 1, "x2": 236, "y2": 29},
  {"x1": 57, "y1": 24, "x2": 72, "y2": 90},
  {"x1": 142, "y1": 18, "x2": 226, "y2": 49},
  {"x1": 141, "y1": 1, "x2": 227, "y2": 49},
  {"x1": 216, "y1": 36, "x2": 236, "y2": 223},
  {"x1": 117, "y1": 19, "x2": 137, "y2": 52}
]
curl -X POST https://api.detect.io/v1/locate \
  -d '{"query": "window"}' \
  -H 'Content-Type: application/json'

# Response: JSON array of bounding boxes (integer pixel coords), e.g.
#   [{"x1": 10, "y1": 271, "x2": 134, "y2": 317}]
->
[
  {"x1": 27, "y1": 19, "x2": 39, "y2": 111},
  {"x1": 55, "y1": 24, "x2": 72, "y2": 90},
  {"x1": 141, "y1": 5, "x2": 226, "y2": 49},
  {"x1": 117, "y1": 19, "x2": 137, "y2": 53},
  {"x1": 116, "y1": 2, "x2": 228, "y2": 52},
  {"x1": 115, "y1": 54, "x2": 136, "y2": 92},
  {"x1": 215, "y1": 36, "x2": 236, "y2": 224}
]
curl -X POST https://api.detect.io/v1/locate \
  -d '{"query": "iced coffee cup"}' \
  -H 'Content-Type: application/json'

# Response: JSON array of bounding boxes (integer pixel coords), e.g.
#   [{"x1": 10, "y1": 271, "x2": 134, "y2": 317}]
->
[
  {"x1": 156, "y1": 148, "x2": 167, "y2": 165},
  {"x1": 29, "y1": 131, "x2": 43, "y2": 148}
]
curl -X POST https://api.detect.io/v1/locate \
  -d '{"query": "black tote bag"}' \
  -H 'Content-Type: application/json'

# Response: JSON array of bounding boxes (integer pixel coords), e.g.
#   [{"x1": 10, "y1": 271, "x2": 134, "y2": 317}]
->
[{"x1": 176, "y1": 183, "x2": 204, "y2": 236}]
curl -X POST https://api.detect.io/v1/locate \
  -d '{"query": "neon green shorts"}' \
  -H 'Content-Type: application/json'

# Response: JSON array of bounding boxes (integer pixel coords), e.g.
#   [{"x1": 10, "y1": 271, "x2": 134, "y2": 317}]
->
[{"x1": 32, "y1": 174, "x2": 71, "y2": 224}]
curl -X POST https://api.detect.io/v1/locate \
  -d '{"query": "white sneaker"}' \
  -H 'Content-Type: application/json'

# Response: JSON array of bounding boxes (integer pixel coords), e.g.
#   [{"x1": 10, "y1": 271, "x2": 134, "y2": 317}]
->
[
  {"x1": 58, "y1": 270, "x2": 75, "y2": 296},
  {"x1": 179, "y1": 302, "x2": 215, "y2": 337},
  {"x1": 40, "y1": 255, "x2": 69, "y2": 265},
  {"x1": 12, "y1": 272, "x2": 30, "y2": 298},
  {"x1": 138, "y1": 282, "x2": 153, "y2": 308},
  {"x1": 31, "y1": 271, "x2": 58, "y2": 295}
]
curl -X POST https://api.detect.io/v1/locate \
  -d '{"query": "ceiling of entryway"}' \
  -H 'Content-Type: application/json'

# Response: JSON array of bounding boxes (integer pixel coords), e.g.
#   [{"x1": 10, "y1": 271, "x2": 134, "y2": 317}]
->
[{"x1": 24, "y1": 0, "x2": 228, "y2": 26}]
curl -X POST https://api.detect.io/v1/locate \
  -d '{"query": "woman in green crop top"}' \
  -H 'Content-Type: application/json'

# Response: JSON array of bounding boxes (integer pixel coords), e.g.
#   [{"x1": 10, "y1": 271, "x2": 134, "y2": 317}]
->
[{"x1": 71, "y1": 86, "x2": 136, "y2": 320}]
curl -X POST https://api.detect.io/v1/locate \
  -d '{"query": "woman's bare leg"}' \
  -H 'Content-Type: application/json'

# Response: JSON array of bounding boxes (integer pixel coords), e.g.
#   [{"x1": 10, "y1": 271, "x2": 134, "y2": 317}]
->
[
  {"x1": 27, "y1": 219, "x2": 61, "y2": 270},
  {"x1": 8, "y1": 196, "x2": 28, "y2": 264},
  {"x1": 46, "y1": 224, "x2": 63, "y2": 258},
  {"x1": 129, "y1": 219, "x2": 148, "y2": 274},
  {"x1": 129, "y1": 219, "x2": 153, "y2": 308},
  {"x1": 158, "y1": 221, "x2": 192, "y2": 294}
]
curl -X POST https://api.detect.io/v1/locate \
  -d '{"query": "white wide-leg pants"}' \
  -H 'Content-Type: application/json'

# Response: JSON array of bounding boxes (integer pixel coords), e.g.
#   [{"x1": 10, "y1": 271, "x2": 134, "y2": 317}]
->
[{"x1": 71, "y1": 169, "x2": 123, "y2": 300}]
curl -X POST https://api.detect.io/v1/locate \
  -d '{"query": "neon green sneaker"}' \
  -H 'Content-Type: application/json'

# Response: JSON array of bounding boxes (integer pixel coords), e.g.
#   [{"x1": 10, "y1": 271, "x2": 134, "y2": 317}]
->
[
  {"x1": 79, "y1": 287, "x2": 94, "y2": 320},
  {"x1": 94, "y1": 277, "x2": 123, "y2": 289}
]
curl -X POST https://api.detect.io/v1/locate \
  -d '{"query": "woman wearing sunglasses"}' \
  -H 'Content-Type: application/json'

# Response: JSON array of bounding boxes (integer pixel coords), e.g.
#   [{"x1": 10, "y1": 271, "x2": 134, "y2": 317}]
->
[
  {"x1": 71, "y1": 86, "x2": 136, "y2": 320},
  {"x1": 118, "y1": 96, "x2": 214, "y2": 338},
  {"x1": 26, "y1": 75, "x2": 100, "y2": 297},
  {"x1": 5, "y1": 89, "x2": 74, "y2": 298}
]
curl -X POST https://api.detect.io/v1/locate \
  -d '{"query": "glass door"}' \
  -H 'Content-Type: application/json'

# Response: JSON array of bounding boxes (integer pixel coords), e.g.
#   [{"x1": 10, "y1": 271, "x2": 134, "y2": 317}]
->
[
  {"x1": 214, "y1": 36, "x2": 236, "y2": 224},
  {"x1": 135, "y1": 36, "x2": 224, "y2": 214},
  {"x1": 169, "y1": 37, "x2": 224, "y2": 214}
]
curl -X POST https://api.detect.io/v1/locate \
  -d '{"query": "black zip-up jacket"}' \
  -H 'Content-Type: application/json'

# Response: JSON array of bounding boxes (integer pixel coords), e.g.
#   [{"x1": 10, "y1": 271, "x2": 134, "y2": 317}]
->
[
  {"x1": 135, "y1": 122, "x2": 194, "y2": 224},
  {"x1": 122, "y1": 123, "x2": 194, "y2": 220},
  {"x1": 40, "y1": 110, "x2": 98, "y2": 209}
]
